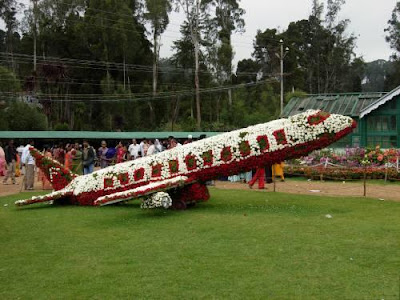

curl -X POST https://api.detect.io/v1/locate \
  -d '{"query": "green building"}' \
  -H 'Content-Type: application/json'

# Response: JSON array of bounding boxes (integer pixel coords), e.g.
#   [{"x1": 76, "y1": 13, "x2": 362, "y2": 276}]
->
[{"x1": 282, "y1": 85, "x2": 400, "y2": 148}]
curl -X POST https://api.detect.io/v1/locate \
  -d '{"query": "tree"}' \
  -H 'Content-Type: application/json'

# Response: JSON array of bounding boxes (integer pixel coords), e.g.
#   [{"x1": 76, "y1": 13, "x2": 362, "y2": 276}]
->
[
  {"x1": 203, "y1": 0, "x2": 245, "y2": 109},
  {"x1": 6, "y1": 101, "x2": 48, "y2": 130},
  {"x1": 175, "y1": 0, "x2": 205, "y2": 130},
  {"x1": 0, "y1": 0, "x2": 20, "y2": 70},
  {"x1": 144, "y1": 0, "x2": 172, "y2": 96},
  {"x1": 385, "y1": 2, "x2": 400, "y2": 89}
]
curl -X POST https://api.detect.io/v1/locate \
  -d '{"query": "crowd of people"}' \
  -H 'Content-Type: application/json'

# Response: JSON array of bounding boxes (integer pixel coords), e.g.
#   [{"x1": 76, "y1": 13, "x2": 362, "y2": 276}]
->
[
  {"x1": 0, "y1": 134, "x2": 284, "y2": 191},
  {"x1": 0, "y1": 136, "x2": 194, "y2": 190}
]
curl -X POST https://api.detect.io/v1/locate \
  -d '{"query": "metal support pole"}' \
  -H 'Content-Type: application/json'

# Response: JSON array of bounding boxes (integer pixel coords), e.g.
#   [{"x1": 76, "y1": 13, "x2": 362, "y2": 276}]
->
[
  {"x1": 32, "y1": 0, "x2": 37, "y2": 72},
  {"x1": 280, "y1": 40, "x2": 284, "y2": 116}
]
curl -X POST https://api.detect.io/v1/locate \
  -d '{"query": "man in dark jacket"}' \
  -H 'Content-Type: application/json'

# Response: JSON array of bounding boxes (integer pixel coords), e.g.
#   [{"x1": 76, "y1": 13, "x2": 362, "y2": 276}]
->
[
  {"x1": 82, "y1": 140, "x2": 95, "y2": 175},
  {"x1": 3, "y1": 140, "x2": 18, "y2": 184}
]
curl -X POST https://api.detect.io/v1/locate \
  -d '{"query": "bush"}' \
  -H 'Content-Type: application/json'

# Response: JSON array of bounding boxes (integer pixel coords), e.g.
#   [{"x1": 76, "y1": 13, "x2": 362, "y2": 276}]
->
[
  {"x1": 6, "y1": 101, "x2": 48, "y2": 131},
  {"x1": 54, "y1": 123, "x2": 70, "y2": 131}
]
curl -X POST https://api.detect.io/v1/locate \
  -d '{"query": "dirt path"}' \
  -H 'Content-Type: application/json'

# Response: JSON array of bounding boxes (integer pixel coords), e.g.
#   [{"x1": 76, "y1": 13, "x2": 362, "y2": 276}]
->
[
  {"x1": 1, "y1": 175, "x2": 399, "y2": 202},
  {"x1": 214, "y1": 180, "x2": 400, "y2": 202},
  {"x1": 0, "y1": 176, "x2": 50, "y2": 197}
]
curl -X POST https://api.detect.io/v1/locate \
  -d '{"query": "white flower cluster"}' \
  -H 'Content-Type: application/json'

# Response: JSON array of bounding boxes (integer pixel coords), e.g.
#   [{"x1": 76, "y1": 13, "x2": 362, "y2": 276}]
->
[
  {"x1": 94, "y1": 176, "x2": 187, "y2": 206},
  {"x1": 15, "y1": 190, "x2": 70, "y2": 206},
  {"x1": 27, "y1": 110, "x2": 354, "y2": 199},
  {"x1": 141, "y1": 192, "x2": 172, "y2": 209}
]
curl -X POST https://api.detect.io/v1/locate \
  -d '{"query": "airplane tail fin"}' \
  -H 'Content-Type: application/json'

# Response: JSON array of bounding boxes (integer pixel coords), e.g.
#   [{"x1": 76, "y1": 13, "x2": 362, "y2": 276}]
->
[{"x1": 29, "y1": 147, "x2": 77, "y2": 190}]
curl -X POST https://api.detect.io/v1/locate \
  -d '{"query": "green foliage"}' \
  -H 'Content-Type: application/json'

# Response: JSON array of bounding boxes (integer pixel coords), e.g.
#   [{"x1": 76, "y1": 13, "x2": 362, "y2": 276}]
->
[
  {"x1": 6, "y1": 101, "x2": 48, "y2": 131},
  {"x1": 53, "y1": 122, "x2": 70, "y2": 131},
  {"x1": 1, "y1": 189, "x2": 399, "y2": 298},
  {"x1": 285, "y1": 90, "x2": 307, "y2": 102},
  {"x1": 0, "y1": 0, "x2": 392, "y2": 132},
  {"x1": 0, "y1": 65, "x2": 20, "y2": 93},
  {"x1": 385, "y1": 2, "x2": 400, "y2": 90}
]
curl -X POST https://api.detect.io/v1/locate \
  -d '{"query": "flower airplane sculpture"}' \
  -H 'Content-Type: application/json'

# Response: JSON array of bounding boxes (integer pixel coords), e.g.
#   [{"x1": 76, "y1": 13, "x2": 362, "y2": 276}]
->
[{"x1": 15, "y1": 110, "x2": 356, "y2": 209}]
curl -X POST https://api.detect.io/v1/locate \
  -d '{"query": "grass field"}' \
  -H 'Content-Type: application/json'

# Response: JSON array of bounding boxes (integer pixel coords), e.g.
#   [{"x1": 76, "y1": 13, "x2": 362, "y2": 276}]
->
[{"x1": 1, "y1": 189, "x2": 399, "y2": 299}]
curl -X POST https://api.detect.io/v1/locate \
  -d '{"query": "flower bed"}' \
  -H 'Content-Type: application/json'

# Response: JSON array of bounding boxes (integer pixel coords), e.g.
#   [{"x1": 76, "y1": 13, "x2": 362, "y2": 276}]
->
[{"x1": 285, "y1": 165, "x2": 400, "y2": 181}]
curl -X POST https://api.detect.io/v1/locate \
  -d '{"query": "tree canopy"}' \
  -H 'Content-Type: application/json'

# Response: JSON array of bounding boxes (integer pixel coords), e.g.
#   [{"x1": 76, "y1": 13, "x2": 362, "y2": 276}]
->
[{"x1": 0, "y1": 0, "x2": 396, "y2": 132}]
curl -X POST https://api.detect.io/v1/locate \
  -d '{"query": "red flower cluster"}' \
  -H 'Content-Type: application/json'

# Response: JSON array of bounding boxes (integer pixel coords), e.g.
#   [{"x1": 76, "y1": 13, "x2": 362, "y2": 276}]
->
[
  {"x1": 239, "y1": 141, "x2": 251, "y2": 157},
  {"x1": 30, "y1": 147, "x2": 77, "y2": 191},
  {"x1": 104, "y1": 178, "x2": 114, "y2": 188},
  {"x1": 151, "y1": 164, "x2": 162, "y2": 177},
  {"x1": 307, "y1": 111, "x2": 331, "y2": 125},
  {"x1": 185, "y1": 154, "x2": 197, "y2": 171},
  {"x1": 273, "y1": 129, "x2": 288, "y2": 145},
  {"x1": 202, "y1": 150, "x2": 213, "y2": 166},
  {"x1": 169, "y1": 159, "x2": 179, "y2": 174},
  {"x1": 220, "y1": 146, "x2": 232, "y2": 162},
  {"x1": 119, "y1": 173, "x2": 130, "y2": 185},
  {"x1": 134, "y1": 168, "x2": 144, "y2": 181},
  {"x1": 257, "y1": 135, "x2": 270, "y2": 152}
]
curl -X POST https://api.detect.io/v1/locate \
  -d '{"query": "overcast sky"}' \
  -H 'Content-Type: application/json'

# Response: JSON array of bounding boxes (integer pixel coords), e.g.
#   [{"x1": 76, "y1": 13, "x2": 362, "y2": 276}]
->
[
  {"x1": 159, "y1": 0, "x2": 396, "y2": 66},
  {"x1": 1, "y1": 0, "x2": 396, "y2": 66}
]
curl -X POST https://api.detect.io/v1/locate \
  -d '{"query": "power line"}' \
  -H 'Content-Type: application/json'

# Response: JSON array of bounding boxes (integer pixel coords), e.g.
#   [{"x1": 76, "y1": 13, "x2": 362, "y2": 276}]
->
[
  {"x1": 0, "y1": 79, "x2": 275, "y2": 102},
  {"x1": 0, "y1": 52, "x2": 265, "y2": 75}
]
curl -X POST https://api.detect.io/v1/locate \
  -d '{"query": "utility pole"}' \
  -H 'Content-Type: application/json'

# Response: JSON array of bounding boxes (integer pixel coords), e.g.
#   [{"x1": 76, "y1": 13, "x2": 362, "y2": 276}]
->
[
  {"x1": 277, "y1": 40, "x2": 289, "y2": 116},
  {"x1": 32, "y1": 0, "x2": 38, "y2": 72}
]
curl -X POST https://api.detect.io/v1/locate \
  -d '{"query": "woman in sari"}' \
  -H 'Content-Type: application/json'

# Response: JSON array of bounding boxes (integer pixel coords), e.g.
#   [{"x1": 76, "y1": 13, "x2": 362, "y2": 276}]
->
[
  {"x1": 272, "y1": 162, "x2": 285, "y2": 182},
  {"x1": 71, "y1": 143, "x2": 83, "y2": 175},
  {"x1": 15, "y1": 153, "x2": 21, "y2": 177},
  {"x1": 0, "y1": 144, "x2": 5, "y2": 176},
  {"x1": 64, "y1": 144, "x2": 73, "y2": 171},
  {"x1": 116, "y1": 141, "x2": 127, "y2": 164},
  {"x1": 38, "y1": 147, "x2": 53, "y2": 190}
]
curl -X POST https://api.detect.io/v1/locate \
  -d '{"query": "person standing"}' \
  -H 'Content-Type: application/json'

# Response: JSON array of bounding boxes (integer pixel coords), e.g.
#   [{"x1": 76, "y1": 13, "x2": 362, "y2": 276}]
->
[
  {"x1": 128, "y1": 139, "x2": 140, "y2": 160},
  {"x1": 82, "y1": 140, "x2": 95, "y2": 175},
  {"x1": 98, "y1": 140, "x2": 110, "y2": 168},
  {"x1": 38, "y1": 147, "x2": 53, "y2": 190},
  {"x1": 154, "y1": 139, "x2": 163, "y2": 153},
  {"x1": 21, "y1": 140, "x2": 35, "y2": 190},
  {"x1": 0, "y1": 143, "x2": 6, "y2": 176},
  {"x1": 116, "y1": 141, "x2": 127, "y2": 163},
  {"x1": 184, "y1": 135, "x2": 193, "y2": 144},
  {"x1": 71, "y1": 143, "x2": 83, "y2": 175},
  {"x1": 272, "y1": 162, "x2": 285, "y2": 182},
  {"x1": 3, "y1": 140, "x2": 17, "y2": 185},
  {"x1": 248, "y1": 166, "x2": 265, "y2": 189},
  {"x1": 53, "y1": 143, "x2": 65, "y2": 165},
  {"x1": 64, "y1": 144, "x2": 73, "y2": 171},
  {"x1": 146, "y1": 140, "x2": 156, "y2": 156},
  {"x1": 140, "y1": 139, "x2": 149, "y2": 157}
]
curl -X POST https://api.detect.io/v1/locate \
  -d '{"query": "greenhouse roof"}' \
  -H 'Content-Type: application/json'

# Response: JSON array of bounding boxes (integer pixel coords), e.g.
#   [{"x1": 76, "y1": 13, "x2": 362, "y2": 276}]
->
[{"x1": 282, "y1": 92, "x2": 387, "y2": 117}]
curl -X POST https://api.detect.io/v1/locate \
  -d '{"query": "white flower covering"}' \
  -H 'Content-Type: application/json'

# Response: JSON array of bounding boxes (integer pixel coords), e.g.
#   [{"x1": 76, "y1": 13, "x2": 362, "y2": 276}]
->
[
  {"x1": 141, "y1": 192, "x2": 172, "y2": 209},
  {"x1": 19, "y1": 110, "x2": 354, "y2": 202},
  {"x1": 94, "y1": 176, "x2": 187, "y2": 206}
]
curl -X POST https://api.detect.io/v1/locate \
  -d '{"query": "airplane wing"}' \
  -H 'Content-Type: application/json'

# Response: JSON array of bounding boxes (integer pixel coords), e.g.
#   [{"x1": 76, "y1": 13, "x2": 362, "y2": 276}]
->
[{"x1": 94, "y1": 176, "x2": 193, "y2": 206}]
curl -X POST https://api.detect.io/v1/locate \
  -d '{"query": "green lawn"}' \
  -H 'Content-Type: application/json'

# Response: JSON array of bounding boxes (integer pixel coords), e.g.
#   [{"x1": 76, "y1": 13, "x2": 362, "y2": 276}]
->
[{"x1": 1, "y1": 189, "x2": 399, "y2": 299}]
